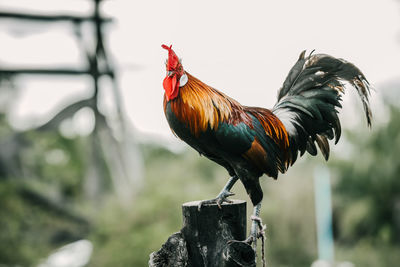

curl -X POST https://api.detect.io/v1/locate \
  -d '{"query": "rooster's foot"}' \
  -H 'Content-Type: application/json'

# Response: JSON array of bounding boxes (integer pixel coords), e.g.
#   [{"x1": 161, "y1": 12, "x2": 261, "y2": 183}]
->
[{"x1": 197, "y1": 190, "x2": 235, "y2": 211}]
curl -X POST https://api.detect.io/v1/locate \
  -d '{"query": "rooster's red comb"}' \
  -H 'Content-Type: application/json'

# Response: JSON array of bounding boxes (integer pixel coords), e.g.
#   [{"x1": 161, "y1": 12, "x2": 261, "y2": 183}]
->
[{"x1": 162, "y1": 44, "x2": 180, "y2": 71}]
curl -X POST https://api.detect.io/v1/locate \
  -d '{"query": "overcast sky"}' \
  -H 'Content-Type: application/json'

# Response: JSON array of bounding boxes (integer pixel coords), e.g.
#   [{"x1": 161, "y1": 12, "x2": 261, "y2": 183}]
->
[{"x1": 1, "y1": 0, "x2": 400, "y2": 140}]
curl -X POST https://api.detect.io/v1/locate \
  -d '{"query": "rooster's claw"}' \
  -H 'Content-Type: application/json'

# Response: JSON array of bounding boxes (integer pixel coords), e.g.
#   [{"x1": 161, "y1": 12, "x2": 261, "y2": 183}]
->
[{"x1": 197, "y1": 190, "x2": 235, "y2": 211}]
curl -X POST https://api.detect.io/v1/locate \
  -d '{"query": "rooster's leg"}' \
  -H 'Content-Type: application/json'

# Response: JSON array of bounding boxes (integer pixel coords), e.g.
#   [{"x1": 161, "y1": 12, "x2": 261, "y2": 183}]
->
[
  {"x1": 198, "y1": 175, "x2": 239, "y2": 211},
  {"x1": 245, "y1": 203, "x2": 266, "y2": 250},
  {"x1": 225, "y1": 203, "x2": 266, "y2": 266}
]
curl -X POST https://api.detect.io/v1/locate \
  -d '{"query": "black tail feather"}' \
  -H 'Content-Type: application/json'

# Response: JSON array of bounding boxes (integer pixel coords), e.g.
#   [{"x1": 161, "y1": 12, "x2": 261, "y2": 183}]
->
[{"x1": 273, "y1": 50, "x2": 372, "y2": 166}]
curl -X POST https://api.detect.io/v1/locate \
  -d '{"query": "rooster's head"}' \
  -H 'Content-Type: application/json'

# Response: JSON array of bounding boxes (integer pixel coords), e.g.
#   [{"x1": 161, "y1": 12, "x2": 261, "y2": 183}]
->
[{"x1": 162, "y1": 44, "x2": 187, "y2": 101}]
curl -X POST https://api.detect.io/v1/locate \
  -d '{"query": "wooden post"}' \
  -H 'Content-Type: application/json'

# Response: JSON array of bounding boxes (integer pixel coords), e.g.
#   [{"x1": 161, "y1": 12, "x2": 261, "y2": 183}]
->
[{"x1": 149, "y1": 200, "x2": 256, "y2": 267}]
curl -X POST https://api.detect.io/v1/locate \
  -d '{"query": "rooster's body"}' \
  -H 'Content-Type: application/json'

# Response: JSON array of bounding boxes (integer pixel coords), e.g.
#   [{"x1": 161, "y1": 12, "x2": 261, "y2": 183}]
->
[
  {"x1": 161, "y1": 45, "x2": 372, "y2": 250},
  {"x1": 164, "y1": 72, "x2": 290, "y2": 206}
]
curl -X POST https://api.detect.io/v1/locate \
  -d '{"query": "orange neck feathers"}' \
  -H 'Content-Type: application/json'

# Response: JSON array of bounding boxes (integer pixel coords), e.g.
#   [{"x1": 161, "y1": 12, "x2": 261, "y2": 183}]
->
[{"x1": 165, "y1": 73, "x2": 239, "y2": 136}]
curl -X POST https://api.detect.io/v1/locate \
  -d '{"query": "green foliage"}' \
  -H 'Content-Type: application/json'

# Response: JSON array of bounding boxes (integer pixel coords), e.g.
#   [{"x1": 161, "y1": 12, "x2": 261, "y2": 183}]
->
[
  {"x1": 0, "y1": 181, "x2": 89, "y2": 265},
  {"x1": 23, "y1": 130, "x2": 87, "y2": 200},
  {"x1": 329, "y1": 104, "x2": 400, "y2": 266},
  {"x1": 332, "y1": 105, "x2": 400, "y2": 245},
  {"x1": 0, "y1": 114, "x2": 90, "y2": 265},
  {"x1": 336, "y1": 242, "x2": 400, "y2": 267}
]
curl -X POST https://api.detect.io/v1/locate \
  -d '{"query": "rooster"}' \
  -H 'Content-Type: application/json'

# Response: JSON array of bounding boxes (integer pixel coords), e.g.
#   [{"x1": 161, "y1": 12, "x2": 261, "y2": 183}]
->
[{"x1": 161, "y1": 44, "x2": 372, "y2": 249}]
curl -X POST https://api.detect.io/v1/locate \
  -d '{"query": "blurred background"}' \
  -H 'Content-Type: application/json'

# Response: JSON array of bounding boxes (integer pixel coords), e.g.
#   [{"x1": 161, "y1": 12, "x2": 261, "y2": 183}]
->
[{"x1": 0, "y1": 0, "x2": 399, "y2": 266}]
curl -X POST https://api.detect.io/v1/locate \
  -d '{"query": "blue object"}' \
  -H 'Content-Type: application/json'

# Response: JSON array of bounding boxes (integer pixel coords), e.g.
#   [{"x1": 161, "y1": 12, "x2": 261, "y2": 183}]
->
[{"x1": 314, "y1": 166, "x2": 335, "y2": 262}]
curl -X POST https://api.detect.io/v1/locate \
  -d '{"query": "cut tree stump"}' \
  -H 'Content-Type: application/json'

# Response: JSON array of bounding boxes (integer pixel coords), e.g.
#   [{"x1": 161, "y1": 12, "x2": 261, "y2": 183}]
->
[{"x1": 149, "y1": 200, "x2": 256, "y2": 267}]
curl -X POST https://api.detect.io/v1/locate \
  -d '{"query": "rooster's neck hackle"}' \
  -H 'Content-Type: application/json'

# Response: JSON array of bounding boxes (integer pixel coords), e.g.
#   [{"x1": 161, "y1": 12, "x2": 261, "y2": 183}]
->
[{"x1": 165, "y1": 73, "x2": 243, "y2": 136}]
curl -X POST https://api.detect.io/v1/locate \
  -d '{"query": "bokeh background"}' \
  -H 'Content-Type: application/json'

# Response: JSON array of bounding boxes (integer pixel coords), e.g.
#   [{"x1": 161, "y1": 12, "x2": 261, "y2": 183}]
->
[{"x1": 0, "y1": 0, "x2": 399, "y2": 266}]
